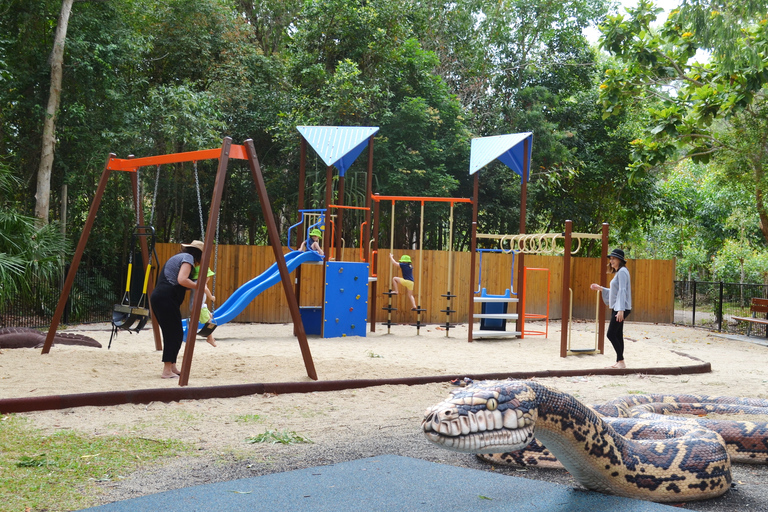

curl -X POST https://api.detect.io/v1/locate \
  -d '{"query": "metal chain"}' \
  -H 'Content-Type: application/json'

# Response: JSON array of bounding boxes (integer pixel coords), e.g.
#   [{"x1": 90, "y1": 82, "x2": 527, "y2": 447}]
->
[
  {"x1": 211, "y1": 212, "x2": 220, "y2": 312},
  {"x1": 193, "y1": 161, "x2": 205, "y2": 238},
  {"x1": 130, "y1": 169, "x2": 141, "y2": 266},
  {"x1": 134, "y1": 168, "x2": 141, "y2": 228},
  {"x1": 150, "y1": 164, "x2": 160, "y2": 225}
]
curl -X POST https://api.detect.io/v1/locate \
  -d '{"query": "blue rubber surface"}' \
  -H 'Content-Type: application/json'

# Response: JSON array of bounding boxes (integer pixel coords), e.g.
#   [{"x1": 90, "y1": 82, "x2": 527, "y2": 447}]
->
[
  {"x1": 80, "y1": 455, "x2": 688, "y2": 512},
  {"x1": 183, "y1": 249, "x2": 323, "y2": 334}
]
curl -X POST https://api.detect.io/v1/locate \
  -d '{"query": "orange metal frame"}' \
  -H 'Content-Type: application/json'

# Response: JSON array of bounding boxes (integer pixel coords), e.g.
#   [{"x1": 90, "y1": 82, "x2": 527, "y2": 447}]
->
[
  {"x1": 106, "y1": 146, "x2": 248, "y2": 171},
  {"x1": 324, "y1": 204, "x2": 371, "y2": 262},
  {"x1": 519, "y1": 266, "x2": 550, "y2": 338},
  {"x1": 371, "y1": 195, "x2": 472, "y2": 205}
]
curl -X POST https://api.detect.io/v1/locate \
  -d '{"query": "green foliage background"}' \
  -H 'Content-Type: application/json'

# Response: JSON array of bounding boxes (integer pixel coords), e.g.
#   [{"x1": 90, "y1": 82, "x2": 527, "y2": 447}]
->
[{"x1": 1, "y1": 0, "x2": 767, "y2": 286}]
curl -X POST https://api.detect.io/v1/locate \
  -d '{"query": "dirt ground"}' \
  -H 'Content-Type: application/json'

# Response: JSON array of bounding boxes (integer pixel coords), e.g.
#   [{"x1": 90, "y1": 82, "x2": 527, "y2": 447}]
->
[{"x1": 1, "y1": 320, "x2": 767, "y2": 511}]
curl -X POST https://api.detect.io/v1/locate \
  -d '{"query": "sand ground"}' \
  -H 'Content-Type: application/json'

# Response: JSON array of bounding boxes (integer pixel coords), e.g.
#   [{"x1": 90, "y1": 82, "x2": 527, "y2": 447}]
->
[{"x1": 1, "y1": 320, "x2": 767, "y2": 511}]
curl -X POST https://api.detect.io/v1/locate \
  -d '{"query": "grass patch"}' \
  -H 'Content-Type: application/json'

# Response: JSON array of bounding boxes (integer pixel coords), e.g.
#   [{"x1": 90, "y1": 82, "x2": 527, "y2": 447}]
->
[
  {"x1": 234, "y1": 414, "x2": 263, "y2": 423},
  {"x1": 0, "y1": 414, "x2": 192, "y2": 511},
  {"x1": 245, "y1": 430, "x2": 312, "y2": 445}
]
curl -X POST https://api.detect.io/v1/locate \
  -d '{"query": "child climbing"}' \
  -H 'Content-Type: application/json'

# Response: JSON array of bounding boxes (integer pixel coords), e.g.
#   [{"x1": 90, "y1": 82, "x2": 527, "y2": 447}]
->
[
  {"x1": 190, "y1": 266, "x2": 217, "y2": 347},
  {"x1": 390, "y1": 253, "x2": 418, "y2": 310},
  {"x1": 299, "y1": 228, "x2": 325, "y2": 256}
]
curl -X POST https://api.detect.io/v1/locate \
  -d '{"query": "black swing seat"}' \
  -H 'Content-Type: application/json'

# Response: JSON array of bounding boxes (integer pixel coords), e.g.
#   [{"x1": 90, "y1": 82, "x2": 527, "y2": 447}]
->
[
  {"x1": 197, "y1": 321, "x2": 217, "y2": 337},
  {"x1": 112, "y1": 303, "x2": 150, "y2": 332},
  {"x1": 184, "y1": 318, "x2": 217, "y2": 337}
]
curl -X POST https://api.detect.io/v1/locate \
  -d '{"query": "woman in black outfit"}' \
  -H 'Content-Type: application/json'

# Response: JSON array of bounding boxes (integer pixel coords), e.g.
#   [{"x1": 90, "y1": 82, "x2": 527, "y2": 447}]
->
[{"x1": 150, "y1": 240, "x2": 203, "y2": 379}]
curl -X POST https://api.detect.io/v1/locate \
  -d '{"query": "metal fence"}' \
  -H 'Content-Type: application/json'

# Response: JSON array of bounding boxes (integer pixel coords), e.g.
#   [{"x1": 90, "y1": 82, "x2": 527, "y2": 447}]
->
[
  {"x1": 0, "y1": 267, "x2": 119, "y2": 329},
  {"x1": 674, "y1": 280, "x2": 768, "y2": 337}
]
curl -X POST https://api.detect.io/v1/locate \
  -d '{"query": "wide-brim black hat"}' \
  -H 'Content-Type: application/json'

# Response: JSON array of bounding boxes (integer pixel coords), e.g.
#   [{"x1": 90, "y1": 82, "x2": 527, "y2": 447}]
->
[{"x1": 608, "y1": 248, "x2": 625, "y2": 262}]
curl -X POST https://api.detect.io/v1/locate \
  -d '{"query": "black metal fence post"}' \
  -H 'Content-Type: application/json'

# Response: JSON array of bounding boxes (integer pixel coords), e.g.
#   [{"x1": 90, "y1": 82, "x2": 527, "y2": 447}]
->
[
  {"x1": 62, "y1": 264, "x2": 71, "y2": 325},
  {"x1": 717, "y1": 281, "x2": 723, "y2": 331},
  {"x1": 692, "y1": 280, "x2": 697, "y2": 326}
]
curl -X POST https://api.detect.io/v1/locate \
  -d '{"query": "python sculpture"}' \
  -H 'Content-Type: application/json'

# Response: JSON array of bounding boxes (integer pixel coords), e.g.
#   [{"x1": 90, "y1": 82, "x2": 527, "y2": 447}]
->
[{"x1": 422, "y1": 379, "x2": 768, "y2": 502}]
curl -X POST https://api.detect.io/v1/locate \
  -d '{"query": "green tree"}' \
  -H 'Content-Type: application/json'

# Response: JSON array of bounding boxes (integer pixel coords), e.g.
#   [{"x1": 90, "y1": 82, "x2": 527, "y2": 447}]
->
[
  {"x1": 0, "y1": 162, "x2": 68, "y2": 306},
  {"x1": 599, "y1": 1, "x2": 768, "y2": 244}
]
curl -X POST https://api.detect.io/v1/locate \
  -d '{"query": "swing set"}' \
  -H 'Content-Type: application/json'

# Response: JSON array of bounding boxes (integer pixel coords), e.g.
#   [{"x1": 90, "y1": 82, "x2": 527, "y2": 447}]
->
[
  {"x1": 41, "y1": 138, "x2": 318, "y2": 386},
  {"x1": 109, "y1": 162, "x2": 161, "y2": 346}
]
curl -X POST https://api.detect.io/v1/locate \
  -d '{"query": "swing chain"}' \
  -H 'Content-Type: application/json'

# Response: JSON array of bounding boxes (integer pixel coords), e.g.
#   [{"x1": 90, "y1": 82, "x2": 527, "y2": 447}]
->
[
  {"x1": 128, "y1": 169, "x2": 142, "y2": 267},
  {"x1": 211, "y1": 212, "x2": 220, "y2": 312},
  {"x1": 150, "y1": 164, "x2": 160, "y2": 225},
  {"x1": 194, "y1": 161, "x2": 205, "y2": 238}
]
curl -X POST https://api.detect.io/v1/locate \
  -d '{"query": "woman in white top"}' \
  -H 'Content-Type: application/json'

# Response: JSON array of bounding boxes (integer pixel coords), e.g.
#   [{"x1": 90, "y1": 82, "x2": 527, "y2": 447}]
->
[{"x1": 590, "y1": 248, "x2": 632, "y2": 368}]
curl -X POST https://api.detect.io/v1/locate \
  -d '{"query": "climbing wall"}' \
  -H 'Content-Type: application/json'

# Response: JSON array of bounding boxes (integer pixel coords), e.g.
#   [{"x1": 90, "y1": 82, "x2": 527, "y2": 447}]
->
[{"x1": 323, "y1": 261, "x2": 369, "y2": 338}]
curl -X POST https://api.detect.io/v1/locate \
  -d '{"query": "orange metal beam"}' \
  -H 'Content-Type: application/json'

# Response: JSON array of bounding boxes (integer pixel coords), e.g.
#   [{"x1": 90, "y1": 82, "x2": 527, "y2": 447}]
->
[
  {"x1": 106, "y1": 145, "x2": 248, "y2": 171},
  {"x1": 371, "y1": 195, "x2": 472, "y2": 204}
]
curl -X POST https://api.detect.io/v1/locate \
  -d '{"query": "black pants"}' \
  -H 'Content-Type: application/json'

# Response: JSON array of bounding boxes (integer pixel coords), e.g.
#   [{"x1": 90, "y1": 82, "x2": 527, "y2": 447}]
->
[
  {"x1": 607, "y1": 309, "x2": 630, "y2": 362},
  {"x1": 151, "y1": 284, "x2": 185, "y2": 364}
]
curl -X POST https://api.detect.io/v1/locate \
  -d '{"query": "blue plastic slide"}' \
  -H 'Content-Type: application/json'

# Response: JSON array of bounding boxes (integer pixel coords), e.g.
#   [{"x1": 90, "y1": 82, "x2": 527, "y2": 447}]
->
[{"x1": 182, "y1": 250, "x2": 324, "y2": 335}]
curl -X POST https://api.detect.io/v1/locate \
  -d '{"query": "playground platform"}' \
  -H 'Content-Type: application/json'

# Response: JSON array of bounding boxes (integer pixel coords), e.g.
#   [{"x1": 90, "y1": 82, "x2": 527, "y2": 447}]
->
[{"x1": 81, "y1": 455, "x2": 686, "y2": 512}]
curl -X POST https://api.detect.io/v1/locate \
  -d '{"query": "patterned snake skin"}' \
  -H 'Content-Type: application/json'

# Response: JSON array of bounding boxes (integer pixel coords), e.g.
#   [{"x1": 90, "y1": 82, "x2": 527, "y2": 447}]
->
[{"x1": 422, "y1": 380, "x2": 768, "y2": 502}]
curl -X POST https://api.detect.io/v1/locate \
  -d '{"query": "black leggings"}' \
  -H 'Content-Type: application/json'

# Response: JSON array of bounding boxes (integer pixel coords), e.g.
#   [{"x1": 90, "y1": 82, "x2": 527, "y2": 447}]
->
[
  {"x1": 150, "y1": 284, "x2": 185, "y2": 364},
  {"x1": 607, "y1": 309, "x2": 630, "y2": 362}
]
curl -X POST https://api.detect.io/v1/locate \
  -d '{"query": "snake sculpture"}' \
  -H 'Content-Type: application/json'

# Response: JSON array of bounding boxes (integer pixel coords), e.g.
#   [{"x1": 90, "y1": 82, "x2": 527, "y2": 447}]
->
[
  {"x1": 422, "y1": 379, "x2": 768, "y2": 503},
  {"x1": 0, "y1": 327, "x2": 102, "y2": 349}
]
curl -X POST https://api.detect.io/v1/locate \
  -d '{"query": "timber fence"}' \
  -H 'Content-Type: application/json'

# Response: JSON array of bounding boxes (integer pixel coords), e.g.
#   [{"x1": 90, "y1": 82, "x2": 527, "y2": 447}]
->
[{"x1": 1, "y1": 244, "x2": 676, "y2": 328}]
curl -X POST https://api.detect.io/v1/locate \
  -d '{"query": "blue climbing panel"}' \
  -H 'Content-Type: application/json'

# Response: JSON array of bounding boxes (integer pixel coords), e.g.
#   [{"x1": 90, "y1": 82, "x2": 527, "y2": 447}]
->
[{"x1": 323, "y1": 261, "x2": 369, "y2": 338}]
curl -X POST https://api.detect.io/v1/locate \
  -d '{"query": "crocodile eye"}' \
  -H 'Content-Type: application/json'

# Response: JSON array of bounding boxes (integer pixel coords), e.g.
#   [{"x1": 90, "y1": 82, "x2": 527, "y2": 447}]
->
[{"x1": 487, "y1": 398, "x2": 498, "y2": 411}]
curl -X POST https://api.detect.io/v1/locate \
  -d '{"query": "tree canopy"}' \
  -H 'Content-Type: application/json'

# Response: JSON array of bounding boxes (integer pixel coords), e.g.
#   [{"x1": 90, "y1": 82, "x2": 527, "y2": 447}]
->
[{"x1": 2, "y1": 0, "x2": 767, "y2": 284}]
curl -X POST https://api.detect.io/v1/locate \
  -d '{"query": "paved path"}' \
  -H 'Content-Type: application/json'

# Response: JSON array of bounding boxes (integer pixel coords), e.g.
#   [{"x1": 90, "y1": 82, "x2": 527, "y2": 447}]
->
[{"x1": 81, "y1": 455, "x2": 689, "y2": 512}]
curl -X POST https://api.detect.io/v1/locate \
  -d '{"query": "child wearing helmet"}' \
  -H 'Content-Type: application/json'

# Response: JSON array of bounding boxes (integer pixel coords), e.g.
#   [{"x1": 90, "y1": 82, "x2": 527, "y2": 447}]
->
[
  {"x1": 389, "y1": 253, "x2": 418, "y2": 310},
  {"x1": 299, "y1": 228, "x2": 325, "y2": 256}
]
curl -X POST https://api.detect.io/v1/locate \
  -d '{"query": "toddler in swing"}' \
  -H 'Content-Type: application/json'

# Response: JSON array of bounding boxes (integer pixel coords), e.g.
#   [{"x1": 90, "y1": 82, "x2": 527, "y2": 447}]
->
[{"x1": 190, "y1": 266, "x2": 217, "y2": 347}]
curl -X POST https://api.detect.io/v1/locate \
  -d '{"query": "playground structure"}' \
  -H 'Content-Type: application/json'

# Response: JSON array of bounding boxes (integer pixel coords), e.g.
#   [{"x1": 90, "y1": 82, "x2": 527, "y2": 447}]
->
[
  {"x1": 292, "y1": 126, "x2": 476, "y2": 338},
  {"x1": 466, "y1": 133, "x2": 610, "y2": 355},
  {"x1": 371, "y1": 195, "x2": 472, "y2": 336},
  {"x1": 41, "y1": 127, "x2": 617, "y2": 393},
  {"x1": 41, "y1": 138, "x2": 319, "y2": 385}
]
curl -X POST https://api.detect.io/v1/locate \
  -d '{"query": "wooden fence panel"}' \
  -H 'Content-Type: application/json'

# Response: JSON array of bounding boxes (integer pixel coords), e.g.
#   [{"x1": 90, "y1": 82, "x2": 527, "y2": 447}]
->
[{"x1": 155, "y1": 244, "x2": 674, "y2": 325}]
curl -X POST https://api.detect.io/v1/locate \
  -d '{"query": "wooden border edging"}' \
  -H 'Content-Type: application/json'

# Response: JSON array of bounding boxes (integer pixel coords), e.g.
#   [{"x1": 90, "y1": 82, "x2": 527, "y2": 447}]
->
[{"x1": 0, "y1": 363, "x2": 710, "y2": 414}]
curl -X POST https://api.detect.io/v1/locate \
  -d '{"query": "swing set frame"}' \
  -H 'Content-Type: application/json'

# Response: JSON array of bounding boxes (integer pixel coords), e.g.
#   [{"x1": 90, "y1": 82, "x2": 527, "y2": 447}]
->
[{"x1": 41, "y1": 137, "x2": 318, "y2": 386}]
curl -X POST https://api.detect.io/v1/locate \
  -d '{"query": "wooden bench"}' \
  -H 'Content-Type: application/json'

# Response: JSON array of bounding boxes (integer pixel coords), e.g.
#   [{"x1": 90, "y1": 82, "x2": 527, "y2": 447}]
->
[{"x1": 731, "y1": 298, "x2": 768, "y2": 337}]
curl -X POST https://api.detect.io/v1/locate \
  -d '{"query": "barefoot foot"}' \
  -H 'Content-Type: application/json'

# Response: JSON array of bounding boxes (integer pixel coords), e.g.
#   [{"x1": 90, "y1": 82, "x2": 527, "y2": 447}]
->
[
  {"x1": 207, "y1": 337, "x2": 217, "y2": 347},
  {"x1": 161, "y1": 372, "x2": 179, "y2": 379}
]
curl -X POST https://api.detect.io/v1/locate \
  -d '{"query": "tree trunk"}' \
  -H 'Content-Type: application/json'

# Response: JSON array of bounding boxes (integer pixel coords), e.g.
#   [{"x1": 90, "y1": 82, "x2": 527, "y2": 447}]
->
[
  {"x1": 755, "y1": 164, "x2": 768, "y2": 245},
  {"x1": 35, "y1": 0, "x2": 74, "y2": 224}
]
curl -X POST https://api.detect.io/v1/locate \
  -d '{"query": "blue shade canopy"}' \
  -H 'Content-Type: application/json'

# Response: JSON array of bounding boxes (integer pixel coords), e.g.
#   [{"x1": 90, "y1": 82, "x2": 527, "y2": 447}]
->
[
  {"x1": 469, "y1": 132, "x2": 533, "y2": 181},
  {"x1": 297, "y1": 126, "x2": 380, "y2": 176}
]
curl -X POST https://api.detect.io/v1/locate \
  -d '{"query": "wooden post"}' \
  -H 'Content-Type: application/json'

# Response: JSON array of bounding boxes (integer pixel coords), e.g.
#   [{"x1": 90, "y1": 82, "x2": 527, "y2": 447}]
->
[
  {"x1": 295, "y1": 137, "x2": 307, "y2": 308},
  {"x1": 515, "y1": 138, "x2": 529, "y2": 334},
  {"x1": 244, "y1": 139, "x2": 318, "y2": 380},
  {"x1": 599, "y1": 223, "x2": 609, "y2": 353},
  {"x1": 179, "y1": 138, "x2": 232, "y2": 385},
  {"x1": 468, "y1": 173, "x2": 479, "y2": 342},
  {"x1": 131, "y1": 169, "x2": 162, "y2": 351},
  {"x1": 560, "y1": 220, "x2": 573, "y2": 357},
  {"x1": 324, "y1": 165, "x2": 333, "y2": 260},
  {"x1": 366, "y1": 140, "x2": 376, "y2": 332}
]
